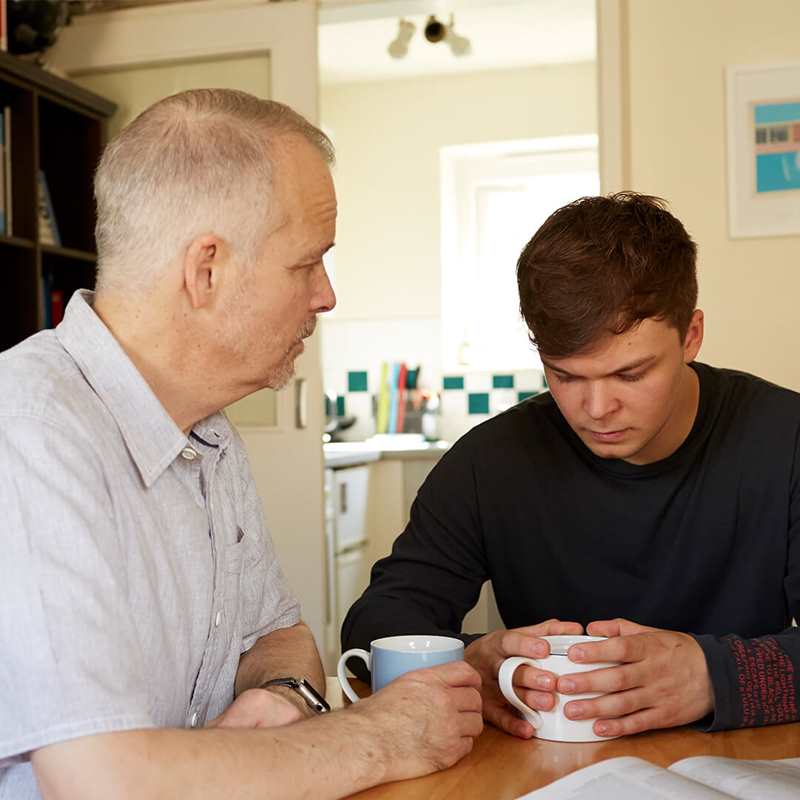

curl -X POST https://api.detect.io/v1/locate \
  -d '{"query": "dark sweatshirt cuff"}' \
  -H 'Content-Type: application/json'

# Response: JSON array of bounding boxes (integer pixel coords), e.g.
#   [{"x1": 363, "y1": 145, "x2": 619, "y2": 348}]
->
[
  {"x1": 693, "y1": 633, "x2": 800, "y2": 731},
  {"x1": 692, "y1": 634, "x2": 741, "y2": 731}
]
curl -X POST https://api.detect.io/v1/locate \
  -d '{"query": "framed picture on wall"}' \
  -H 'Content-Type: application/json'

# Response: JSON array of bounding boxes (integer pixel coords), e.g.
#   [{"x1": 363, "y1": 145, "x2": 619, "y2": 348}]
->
[{"x1": 726, "y1": 62, "x2": 800, "y2": 238}]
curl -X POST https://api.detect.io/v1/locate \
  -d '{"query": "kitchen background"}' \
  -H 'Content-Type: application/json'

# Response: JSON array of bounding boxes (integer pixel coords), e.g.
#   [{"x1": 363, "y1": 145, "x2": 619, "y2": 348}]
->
[
  {"x1": 49, "y1": 0, "x2": 800, "y2": 673},
  {"x1": 319, "y1": 0, "x2": 597, "y2": 445}
]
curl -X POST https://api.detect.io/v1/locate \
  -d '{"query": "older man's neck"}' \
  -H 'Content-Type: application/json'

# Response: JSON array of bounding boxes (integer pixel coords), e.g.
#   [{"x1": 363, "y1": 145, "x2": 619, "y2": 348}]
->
[{"x1": 93, "y1": 292, "x2": 231, "y2": 434}]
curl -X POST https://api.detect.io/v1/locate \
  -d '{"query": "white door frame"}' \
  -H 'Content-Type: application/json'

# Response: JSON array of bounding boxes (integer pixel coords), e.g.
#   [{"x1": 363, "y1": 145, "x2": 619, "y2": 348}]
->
[
  {"x1": 50, "y1": 0, "x2": 318, "y2": 120},
  {"x1": 596, "y1": 0, "x2": 628, "y2": 193}
]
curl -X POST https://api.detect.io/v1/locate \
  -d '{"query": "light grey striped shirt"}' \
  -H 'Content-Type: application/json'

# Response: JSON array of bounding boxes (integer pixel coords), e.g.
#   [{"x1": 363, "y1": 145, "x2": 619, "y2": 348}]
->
[{"x1": 0, "y1": 291, "x2": 300, "y2": 799}]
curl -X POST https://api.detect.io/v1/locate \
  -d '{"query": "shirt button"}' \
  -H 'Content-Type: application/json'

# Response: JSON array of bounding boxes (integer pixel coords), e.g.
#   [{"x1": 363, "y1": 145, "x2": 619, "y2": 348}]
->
[
  {"x1": 215, "y1": 611, "x2": 222, "y2": 627},
  {"x1": 190, "y1": 711, "x2": 199, "y2": 728},
  {"x1": 181, "y1": 446, "x2": 199, "y2": 461}
]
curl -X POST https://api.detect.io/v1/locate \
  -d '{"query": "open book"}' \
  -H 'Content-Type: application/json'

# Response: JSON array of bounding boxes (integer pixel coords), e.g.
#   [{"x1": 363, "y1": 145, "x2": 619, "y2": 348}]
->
[{"x1": 517, "y1": 756, "x2": 800, "y2": 799}]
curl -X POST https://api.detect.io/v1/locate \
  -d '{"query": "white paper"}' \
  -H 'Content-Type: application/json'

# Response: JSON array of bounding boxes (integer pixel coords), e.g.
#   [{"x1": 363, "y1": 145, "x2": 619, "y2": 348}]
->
[
  {"x1": 517, "y1": 757, "x2": 731, "y2": 800},
  {"x1": 671, "y1": 757, "x2": 800, "y2": 800},
  {"x1": 517, "y1": 756, "x2": 800, "y2": 800}
]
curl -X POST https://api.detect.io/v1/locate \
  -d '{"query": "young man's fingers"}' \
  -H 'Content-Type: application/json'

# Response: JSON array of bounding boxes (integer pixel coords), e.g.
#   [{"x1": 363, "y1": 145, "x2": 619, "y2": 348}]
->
[
  {"x1": 593, "y1": 705, "x2": 665, "y2": 738},
  {"x1": 483, "y1": 701, "x2": 535, "y2": 739},
  {"x1": 557, "y1": 664, "x2": 638, "y2": 696},
  {"x1": 564, "y1": 685, "x2": 649, "y2": 723}
]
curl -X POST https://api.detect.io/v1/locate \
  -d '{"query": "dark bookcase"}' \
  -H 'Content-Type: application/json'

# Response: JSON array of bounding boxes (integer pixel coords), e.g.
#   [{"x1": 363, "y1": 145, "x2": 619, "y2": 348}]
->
[{"x1": 0, "y1": 51, "x2": 116, "y2": 352}]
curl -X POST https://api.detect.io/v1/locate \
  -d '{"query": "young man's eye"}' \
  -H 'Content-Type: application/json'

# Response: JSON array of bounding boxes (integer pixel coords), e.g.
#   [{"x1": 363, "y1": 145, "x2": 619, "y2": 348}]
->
[
  {"x1": 619, "y1": 373, "x2": 643, "y2": 383},
  {"x1": 553, "y1": 373, "x2": 575, "y2": 384}
]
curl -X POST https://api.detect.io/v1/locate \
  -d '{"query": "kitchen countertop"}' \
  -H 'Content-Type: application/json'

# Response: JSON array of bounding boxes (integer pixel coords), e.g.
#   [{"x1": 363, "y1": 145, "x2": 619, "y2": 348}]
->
[{"x1": 323, "y1": 437, "x2": 449, "y2": 468}]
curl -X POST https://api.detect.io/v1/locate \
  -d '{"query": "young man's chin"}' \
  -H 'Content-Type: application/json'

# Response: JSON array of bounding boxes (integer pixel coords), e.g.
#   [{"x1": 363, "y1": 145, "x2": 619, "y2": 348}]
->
[{"x1": 581, "y1": 431, "x2": 640, "y2": 460}]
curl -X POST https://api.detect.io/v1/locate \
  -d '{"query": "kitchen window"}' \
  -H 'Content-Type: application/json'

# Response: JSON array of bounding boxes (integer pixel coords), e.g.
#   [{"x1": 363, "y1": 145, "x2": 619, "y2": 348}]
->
[{"x1": 440, "y1": 135, "x2": 600, "y2": 371}]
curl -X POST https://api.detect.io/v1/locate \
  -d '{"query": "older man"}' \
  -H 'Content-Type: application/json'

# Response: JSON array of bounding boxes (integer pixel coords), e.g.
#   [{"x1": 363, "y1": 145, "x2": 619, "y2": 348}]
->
[{"x1": 0, "y1": 90, "x2": 482, "y2": 800}]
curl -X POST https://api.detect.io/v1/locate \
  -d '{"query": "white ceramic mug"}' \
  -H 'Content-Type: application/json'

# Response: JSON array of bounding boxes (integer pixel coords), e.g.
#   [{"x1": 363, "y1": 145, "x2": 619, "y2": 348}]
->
[{"x1": 498, "y1": 635, "x2": 621, "y2": 743}]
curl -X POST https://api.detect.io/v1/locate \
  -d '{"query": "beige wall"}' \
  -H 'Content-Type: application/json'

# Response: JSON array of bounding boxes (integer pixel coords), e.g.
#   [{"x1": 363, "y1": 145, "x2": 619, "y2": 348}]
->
[
  {"x1": 619, "y1": 0, "x2": 800, "y2": 389},
  {"x1": 321, "y1": 61, "x2": 597, "y2": 321}
]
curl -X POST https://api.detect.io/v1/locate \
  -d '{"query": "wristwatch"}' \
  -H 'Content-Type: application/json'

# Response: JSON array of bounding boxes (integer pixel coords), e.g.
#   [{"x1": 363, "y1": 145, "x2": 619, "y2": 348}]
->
[{"x1": 260, "y1": 677, "x2": 331, "y2": 714}]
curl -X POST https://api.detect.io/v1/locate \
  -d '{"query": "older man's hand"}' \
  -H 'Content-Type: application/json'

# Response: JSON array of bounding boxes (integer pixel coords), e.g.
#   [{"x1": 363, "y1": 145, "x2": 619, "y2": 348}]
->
[
  {"x1": 555, "y1": 618, "x2": 714, "y2": 737},
  {"x1": 206, "y1": 686, "x2": 307, "y2": 729}
]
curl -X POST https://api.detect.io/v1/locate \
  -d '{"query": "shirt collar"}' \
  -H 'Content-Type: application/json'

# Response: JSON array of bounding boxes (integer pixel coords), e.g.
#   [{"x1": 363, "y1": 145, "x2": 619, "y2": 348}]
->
[{"x1": 56, "y1": 290, "x2": 192, "y2": 488}]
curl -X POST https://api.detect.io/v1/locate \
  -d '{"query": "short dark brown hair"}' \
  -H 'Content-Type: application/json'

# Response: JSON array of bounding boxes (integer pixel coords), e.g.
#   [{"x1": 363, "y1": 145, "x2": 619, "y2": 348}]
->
[{"x1": 516, "y1": 192, "x2": 698, "y2": 358}]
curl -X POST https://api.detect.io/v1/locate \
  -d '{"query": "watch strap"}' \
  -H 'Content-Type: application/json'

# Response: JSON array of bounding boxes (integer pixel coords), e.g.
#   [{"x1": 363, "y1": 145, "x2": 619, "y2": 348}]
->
[{"x1": 260, "y1": 677, "x2": 331, "y2": 714}]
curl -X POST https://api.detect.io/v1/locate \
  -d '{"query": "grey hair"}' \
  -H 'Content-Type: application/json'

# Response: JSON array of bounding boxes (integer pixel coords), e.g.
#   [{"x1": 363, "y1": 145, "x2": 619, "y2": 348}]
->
[{"x1": 94, "y1": 88, "x2": 334, "y2": 296}]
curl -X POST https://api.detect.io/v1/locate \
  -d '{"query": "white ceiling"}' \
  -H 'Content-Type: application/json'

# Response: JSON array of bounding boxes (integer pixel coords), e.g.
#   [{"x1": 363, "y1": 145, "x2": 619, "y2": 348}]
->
[{"x1": 318, "y1": 0, "x2": 596, "y2": 85}]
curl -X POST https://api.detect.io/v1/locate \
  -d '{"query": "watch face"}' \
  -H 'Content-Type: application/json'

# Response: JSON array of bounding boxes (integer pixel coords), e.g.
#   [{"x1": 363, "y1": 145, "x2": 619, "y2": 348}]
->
[
  {"x1": 262, "y1": 677, "x2": 330, "y2": 714},
  {"x1": 298, "y1": 679, "x2": 331, "y2": 714}
]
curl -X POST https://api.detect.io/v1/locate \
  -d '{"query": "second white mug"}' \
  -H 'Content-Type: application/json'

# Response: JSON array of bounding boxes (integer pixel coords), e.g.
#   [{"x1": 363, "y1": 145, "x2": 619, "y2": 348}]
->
[{"x1": 498, "y1": 635, "x2": 621, "y2": 743}]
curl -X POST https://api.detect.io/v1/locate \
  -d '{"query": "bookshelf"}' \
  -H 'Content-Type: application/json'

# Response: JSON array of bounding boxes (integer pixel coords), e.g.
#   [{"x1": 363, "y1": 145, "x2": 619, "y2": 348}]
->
[{"x1": 0, "y1": 51, "x2": 116, "y2": 352}]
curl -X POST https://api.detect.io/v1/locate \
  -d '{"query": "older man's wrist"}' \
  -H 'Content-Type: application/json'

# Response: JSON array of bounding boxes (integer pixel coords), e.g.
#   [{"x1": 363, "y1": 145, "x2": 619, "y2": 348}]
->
[{"x1": 260, "y1": 682, "x2": 316, "y2": 718}]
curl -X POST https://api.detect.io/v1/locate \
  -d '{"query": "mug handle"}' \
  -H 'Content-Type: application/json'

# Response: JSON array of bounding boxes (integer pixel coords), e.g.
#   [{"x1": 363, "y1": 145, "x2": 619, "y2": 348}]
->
[
  {"x1": 337, "y1": 648, "x2": 371, "y2": 703},
  {"x1": 498, "y1": 656, "x2": 543, "y2": 730}
]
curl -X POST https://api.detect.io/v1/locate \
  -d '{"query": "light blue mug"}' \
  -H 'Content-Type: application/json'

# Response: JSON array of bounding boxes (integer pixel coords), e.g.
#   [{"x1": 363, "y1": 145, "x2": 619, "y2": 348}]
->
[{"x1": 337, "y1": 634, "x2": 465, "y2": 703}]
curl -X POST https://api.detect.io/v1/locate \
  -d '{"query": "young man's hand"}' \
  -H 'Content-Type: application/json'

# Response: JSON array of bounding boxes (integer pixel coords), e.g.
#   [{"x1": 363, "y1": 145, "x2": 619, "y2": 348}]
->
[
  {"x1": 353, "y1": 660, "x2": 483, "y2": 781},
  {"x1": 555, "y1": 618, "x2": 714, "y2": 736},
  {"x1": 464, "y1": 619, "x2": 584, "y2": 738},
  {"x1": 206, "y1": 687, "x2": 307, "y2": 729}
]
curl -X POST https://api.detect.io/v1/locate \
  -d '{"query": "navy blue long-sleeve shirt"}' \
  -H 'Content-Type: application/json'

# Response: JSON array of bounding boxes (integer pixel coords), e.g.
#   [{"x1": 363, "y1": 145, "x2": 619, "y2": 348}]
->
[{"x1": 342, "y1": 362, "x2": 800, "y2": 731}]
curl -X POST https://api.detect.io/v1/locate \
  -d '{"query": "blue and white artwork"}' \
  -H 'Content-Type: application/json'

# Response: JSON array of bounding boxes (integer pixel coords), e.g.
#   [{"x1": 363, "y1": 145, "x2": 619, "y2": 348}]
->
[{"x1": 753, "y1": 100, "x2": 800, "y2": 193}]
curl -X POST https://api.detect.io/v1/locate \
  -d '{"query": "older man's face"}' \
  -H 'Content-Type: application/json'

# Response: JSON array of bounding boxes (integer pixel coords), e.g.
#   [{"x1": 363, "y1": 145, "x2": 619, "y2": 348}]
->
[{"x1": 221, "y1": 135, "x2": 337, "y2": 391}]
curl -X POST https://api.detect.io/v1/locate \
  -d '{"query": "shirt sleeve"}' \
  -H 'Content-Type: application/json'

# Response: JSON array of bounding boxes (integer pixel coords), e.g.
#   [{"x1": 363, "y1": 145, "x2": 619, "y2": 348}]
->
[
  {"x1": 0, "y1": 416, "x2": 155, "y2": 765},
  {"x1": 693, "y1": 424, "x2": 800, "y2": 731},
  {"x1": 236, "y1": 442, "x2": 301, "y2": 654},
  {"x1": 341, "y1": 440, "x2": 488, "y2": 680}
]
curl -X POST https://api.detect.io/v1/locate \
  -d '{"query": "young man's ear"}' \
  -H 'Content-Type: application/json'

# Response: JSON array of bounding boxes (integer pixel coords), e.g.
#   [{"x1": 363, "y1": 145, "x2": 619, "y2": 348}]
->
[
  {"x1": 682, "y1": 309, "x2": 704, "y2": 363},
  {"x1": 183, "y1": 234, "x2": 225, "y2": 310}
]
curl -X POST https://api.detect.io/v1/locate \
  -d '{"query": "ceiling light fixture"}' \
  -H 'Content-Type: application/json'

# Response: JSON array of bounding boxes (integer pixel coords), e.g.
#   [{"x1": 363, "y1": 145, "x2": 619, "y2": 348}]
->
[
  {"x1": 387, "y1": 13, "x2": 471, "y2": 60},
  {"x1": 388, "y1": 18, "x2": 415, "y2": 59}
]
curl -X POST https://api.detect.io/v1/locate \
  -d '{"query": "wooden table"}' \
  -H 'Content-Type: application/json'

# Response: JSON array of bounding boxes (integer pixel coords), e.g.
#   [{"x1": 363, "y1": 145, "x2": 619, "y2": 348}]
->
[{"x1": 325, "y1": 679, "x2": 800, "y2": 799}]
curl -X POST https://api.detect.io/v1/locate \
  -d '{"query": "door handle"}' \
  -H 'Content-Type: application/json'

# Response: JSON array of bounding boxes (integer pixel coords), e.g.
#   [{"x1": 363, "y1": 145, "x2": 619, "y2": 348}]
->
[{"x1": 295, "y1": 378, "x2": 307, "y2": 429}]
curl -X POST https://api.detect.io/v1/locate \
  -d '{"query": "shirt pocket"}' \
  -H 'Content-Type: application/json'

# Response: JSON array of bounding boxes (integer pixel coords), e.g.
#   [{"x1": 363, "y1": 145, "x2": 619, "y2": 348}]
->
[
  {"x1": 221, "y1": 533, "x2": 247, "y2": 646},
  {"x1": 235, "y1": 526, "x2": 269, "y2": 647}
]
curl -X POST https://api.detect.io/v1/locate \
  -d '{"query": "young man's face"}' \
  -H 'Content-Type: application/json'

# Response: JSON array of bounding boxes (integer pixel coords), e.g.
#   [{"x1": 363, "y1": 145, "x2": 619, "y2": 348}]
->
[{"x1": 540, "y1": 312, "x2": 704, "y2": 465}]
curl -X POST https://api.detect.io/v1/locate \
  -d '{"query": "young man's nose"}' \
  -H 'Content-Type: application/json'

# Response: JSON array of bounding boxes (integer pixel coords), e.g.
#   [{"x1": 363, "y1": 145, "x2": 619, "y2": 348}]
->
[{"x1": 583, "y1": 381, "x2": 619, "y2": 421}]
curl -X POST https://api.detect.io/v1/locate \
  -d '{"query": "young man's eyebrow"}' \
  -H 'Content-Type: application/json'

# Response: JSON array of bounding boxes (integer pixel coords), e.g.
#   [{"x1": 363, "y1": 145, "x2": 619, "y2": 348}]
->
[{"x1": 541, "y1": 354, "x2": 657, "y2": 378}]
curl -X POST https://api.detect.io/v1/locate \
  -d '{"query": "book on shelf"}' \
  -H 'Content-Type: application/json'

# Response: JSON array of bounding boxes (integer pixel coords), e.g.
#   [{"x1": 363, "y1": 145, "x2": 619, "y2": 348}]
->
[
  {"x1": 50, "y1": 289, "x2": 65, "y2": 327},
  {"x1": 42, "y1": 272, "x2": 52, "y2": 329},
  {"x1": 0, "y1": 0, "x2": 6, "y2": 53},
  {"x1": 37, "y1": 170, "x2": 60, "y2": 246},
  {"x1": 517, "y1": 755, "x2": 800, "y2": 800},
  {"x1": 42, "y1": 274, "x2": 65, "y2": 329},
  {"x1": 0, "y1": 105, "x2": 10, "y2": 236}
]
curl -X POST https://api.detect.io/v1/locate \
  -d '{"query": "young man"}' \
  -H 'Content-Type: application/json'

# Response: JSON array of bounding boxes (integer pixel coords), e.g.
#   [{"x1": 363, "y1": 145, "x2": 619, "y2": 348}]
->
[
  {"x1": 343, "y1": 192, "x2": 800, "y2": 739},
  {"x1": 0, "y1": 90, "x2": 482, "y2": 800}
]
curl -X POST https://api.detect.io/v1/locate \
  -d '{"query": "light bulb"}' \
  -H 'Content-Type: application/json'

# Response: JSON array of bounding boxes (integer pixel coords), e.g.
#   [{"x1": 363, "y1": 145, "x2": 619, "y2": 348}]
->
[{"x1": 388, "y1": 18, "x2": 415, "y2": 59}]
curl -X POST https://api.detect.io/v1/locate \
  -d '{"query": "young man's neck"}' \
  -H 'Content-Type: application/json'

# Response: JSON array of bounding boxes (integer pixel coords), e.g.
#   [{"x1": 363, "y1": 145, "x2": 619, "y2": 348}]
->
[{"x1": 626, "y1": 363, "x2": 700, "y2": 466}]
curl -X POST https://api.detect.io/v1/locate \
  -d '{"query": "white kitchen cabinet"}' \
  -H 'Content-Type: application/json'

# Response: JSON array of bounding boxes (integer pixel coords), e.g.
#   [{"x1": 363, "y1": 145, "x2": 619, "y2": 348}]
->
[{"x1": 332, "y1": 465, "x2": 370, "y2": 551}]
